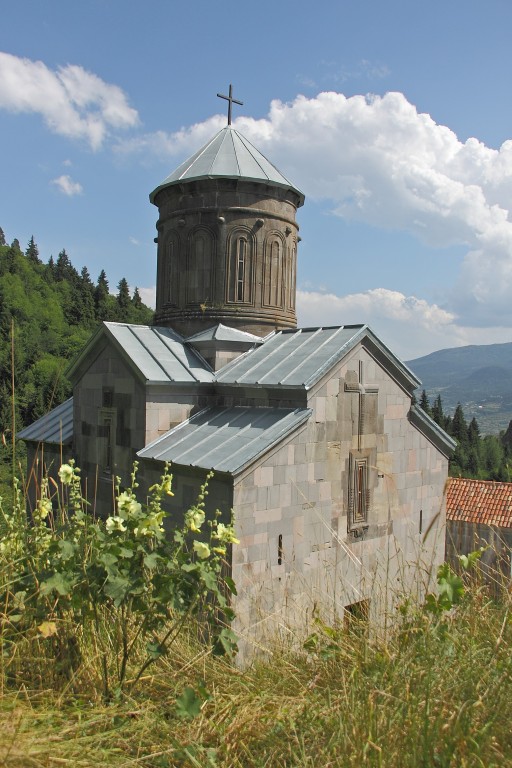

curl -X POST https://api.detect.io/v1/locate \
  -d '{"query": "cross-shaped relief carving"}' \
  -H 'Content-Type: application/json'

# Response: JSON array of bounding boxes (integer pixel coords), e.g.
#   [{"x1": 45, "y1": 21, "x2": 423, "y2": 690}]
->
[{"x1": 344, "y1": 360, "x2": 379, "y2": 450}]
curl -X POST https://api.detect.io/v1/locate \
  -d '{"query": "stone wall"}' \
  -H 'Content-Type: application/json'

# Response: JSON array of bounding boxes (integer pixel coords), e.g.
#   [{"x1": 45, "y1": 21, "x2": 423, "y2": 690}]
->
[
  {"x1": 230, "y1": 343, "x2": 448, "y2": 654},
  {"x1": 73, "y1": 343, "x2": 146, "y2": 512}
]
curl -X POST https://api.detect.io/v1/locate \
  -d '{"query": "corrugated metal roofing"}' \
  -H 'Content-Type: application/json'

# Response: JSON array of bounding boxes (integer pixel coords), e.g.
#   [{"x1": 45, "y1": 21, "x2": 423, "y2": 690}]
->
[
  {"x1": 408, "y1": 405, "x2": 457, "y2": 458},
  {"x1": 137, "y1": 406, "x2": 311, "y2": 474},
  {"x1": 149, "y1": 127, "x2": 304, "y2": 205},
  {"x1": 185, "y1": 323, "x2": 262, "y2": 344},
  {"x1": 447, "y1": 477, "x2": 512, "y2": 528},
  {"x1": 216, "y1": 326, "x2": 367, "y2": 388},
  {"x1": 69, "y1": 323, "x2": 215, "y2": 385},
  {"x1": 17, "y1": 397, "x2": 73, "y2": 444}
]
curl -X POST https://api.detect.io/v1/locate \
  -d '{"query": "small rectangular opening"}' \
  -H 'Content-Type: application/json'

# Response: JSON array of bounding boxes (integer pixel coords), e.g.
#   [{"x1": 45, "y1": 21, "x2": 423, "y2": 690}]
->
[
  {"x1": 277, "y1": 534, "x2": 283, "y2": 566},
  {"x1": 344, "y1": 599, "x2": 369, "y2": 634}
]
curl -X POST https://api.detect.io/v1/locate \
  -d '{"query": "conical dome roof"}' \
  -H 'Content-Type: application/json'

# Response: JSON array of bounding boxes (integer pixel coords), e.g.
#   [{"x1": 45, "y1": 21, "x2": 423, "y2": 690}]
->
[{"x1": 150, "y1": 126, "x2": 304, "y2": 205}]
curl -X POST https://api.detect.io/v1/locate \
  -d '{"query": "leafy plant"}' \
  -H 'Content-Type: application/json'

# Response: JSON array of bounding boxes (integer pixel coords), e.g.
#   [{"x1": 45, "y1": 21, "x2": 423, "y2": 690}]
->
[{"x1": 0, "y1": 461, "x2": 238, "y2": 700}]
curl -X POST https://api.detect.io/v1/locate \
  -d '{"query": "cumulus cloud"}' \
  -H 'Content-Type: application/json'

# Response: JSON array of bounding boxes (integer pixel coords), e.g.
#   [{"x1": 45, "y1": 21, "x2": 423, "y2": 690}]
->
[
  {"x1": 122, "y1": 90, "x2": 512, "y2": 329},
  {"x1": 0, "y1": 51, "x2": 139, "y2": 149},
  {"x1": 297, "y1": 287, "x2": 512, "y2": 361},
  {"x1": 138, "y1": 286, "x2": 156, "y2": 308},
  {"x1": 51, "y1": 174, "x2": 83, "y2": 196}
]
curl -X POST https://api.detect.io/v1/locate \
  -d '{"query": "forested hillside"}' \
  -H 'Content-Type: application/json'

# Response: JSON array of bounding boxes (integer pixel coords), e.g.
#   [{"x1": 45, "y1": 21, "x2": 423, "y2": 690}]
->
[
  {"x1": 407, "y1": 343, "x2": 512, "y2": 434},
  {"x1": 416, "y1": 390, "x2": 512, "y2": 481},
  {"x1": 0, "y1": 228, "x2": 153, "y2": 440}
]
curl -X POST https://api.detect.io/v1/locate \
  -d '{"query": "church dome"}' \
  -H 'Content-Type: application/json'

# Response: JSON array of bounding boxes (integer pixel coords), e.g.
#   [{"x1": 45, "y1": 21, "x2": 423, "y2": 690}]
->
[
  {"x1": 150, "y1": 122, "x2": 304, "y2": 338},
  {"x1": 150, "y1": 126, "x2": 304, "y2": 207}
]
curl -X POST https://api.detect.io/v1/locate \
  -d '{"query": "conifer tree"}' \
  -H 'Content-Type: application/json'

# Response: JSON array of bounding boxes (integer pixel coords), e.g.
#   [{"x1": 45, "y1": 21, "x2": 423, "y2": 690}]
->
[
  {"x1": 25, "y1": 235, "x2": 40, "y2": 264},
  {"x1": 431, "y1": 395, "x2": 446, "y2": 430},
  {"x1": 94, "y1": 270, "x2": 111, "y2": 321},
  {"x1": 0, "y1": 227, "x2": 5, "y2": 246},
  {"x1": 419, "y1": 389, "x2": 432, "y2": 416},
  {"x1": 132, "y1": 286, "x2": 142, "y2": 309},
  {"x1": 451, "y1": 404, "x2": 469, "y2": 446}
]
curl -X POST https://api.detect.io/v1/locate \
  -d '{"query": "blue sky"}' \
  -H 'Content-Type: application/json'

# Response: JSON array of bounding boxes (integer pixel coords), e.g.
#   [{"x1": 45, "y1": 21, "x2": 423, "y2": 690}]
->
[{"x1": 2, "y1": 0, "x2": 512, "y2": 360}]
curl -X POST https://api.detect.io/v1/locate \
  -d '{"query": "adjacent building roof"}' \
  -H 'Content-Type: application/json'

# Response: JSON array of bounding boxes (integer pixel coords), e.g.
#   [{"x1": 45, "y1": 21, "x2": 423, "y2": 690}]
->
[
  {"x1": 216, "y1": 325, "x2": 421, "y2": 393},
  {"x1": 17, "y1": 397, "x2": 73, "y2": 445},
  {"x1": 447, "y1": 477, "x2": 512, "y2": 528},
  {"x1": 138, "y1": 405, "x2": 311, "y2": 475},
  {"x1": 149, "y1": 126, "x2": 304, "y2": 206},
  {"x1": 68, "y1": 322, "x2": 215, "y2": 385}
]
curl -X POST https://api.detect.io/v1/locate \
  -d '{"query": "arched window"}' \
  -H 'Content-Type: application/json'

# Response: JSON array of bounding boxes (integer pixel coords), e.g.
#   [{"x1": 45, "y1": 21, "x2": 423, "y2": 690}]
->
[
  {"x1": 287, "y1": 241, "x2": 297, "y2": 310},
  {"x1": 228, "y1": 233, "x2": 253, "y2": 303},
  {"x1": 264, "y1": 237, "x2": 283, "y2": 307},
  {"x1": 187, "y1": 229, "x2": 214, "y2": 304},
  {"x1": 158, "y1": 231, "x2": 180, "y2": 308}
]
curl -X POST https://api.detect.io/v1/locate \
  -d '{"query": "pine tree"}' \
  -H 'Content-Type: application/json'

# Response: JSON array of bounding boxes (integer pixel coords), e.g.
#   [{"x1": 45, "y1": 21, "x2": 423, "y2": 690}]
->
[
  {"x1": 451, "y1": 404, "x2": 469, "y2": 446},
  {"x1": 431, "y1": 395, "x2": 446, "y2": 430},
  {"x1": 25, "y1": 235, "x2": 40, "y2": 264},
  {"x1": 0, "y1": 227, "x2": 6, "y2": 246},
  {"x1": 94, "y1": 270, "x2": 110, "y2": 321},
  {"x1": 419, "y1": 390, "x2": 432, "y2": 416},
  {"x1": 132, "y1": 286, "x2": 142, "y2": 309}
]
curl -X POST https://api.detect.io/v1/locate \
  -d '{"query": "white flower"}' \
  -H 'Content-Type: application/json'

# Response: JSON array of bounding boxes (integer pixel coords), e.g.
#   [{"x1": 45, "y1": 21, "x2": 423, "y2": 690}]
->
[
  {"x1": 117, "y1": 491, "x2": 142, "y2": 518},
  {"x1": 58, "y1": 464, "x2": 74, "y2": 485},
  {"x1": 214, "y1": 522, "x2": 239, "y2": 544},
  {"x1": 36, "y1": 496, "x2": 52, "y2": 520},
  {"x1": 106, "y1": 515, "x2": 127, "y2": 533},
  {"x1": 133, "y1": 512, "x2": 164, "y2": 536},
  {"x1": 185, "y1": 508, "x2": 205, "y2": 532},
  {"x1": 193, "y1": 541, "x2": 210, "y2": 560}
]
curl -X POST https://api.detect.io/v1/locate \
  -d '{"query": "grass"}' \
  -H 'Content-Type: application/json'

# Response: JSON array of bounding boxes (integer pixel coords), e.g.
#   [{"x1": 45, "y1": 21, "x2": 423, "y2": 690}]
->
[{"x1": 1, "y1": 586, "x2": 511, "y2": 767}]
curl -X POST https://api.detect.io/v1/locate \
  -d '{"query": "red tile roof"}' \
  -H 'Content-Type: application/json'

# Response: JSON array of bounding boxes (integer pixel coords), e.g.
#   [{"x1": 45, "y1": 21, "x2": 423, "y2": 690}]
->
[{"x1": 447, "y1": 477, "x2": 512, "y2": 528}]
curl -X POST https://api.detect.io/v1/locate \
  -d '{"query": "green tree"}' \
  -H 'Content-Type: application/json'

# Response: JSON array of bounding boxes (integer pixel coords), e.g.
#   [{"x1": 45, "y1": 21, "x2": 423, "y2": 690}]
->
[
  {"x1": 419, "y1": 390, "x2": 432, "y2": 416},
  {"x1": 25, "y1": 236, "x2": 40, "y2": 264},
  {"x1": 116, "y1": 277, "x2": 131, "y2": 321},
  {"x1": 0, "y1": 227, "x2": 6, "y2": 246}
]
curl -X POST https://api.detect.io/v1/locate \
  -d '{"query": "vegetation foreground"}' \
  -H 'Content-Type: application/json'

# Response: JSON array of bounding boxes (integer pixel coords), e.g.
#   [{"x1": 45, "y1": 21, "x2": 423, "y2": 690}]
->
[
  {"x1": 0, "y1": 467, "x2": 511, "y2": 766},
  {"x1": 0, "y1": 586, "x2": 511, "y2": 767}
]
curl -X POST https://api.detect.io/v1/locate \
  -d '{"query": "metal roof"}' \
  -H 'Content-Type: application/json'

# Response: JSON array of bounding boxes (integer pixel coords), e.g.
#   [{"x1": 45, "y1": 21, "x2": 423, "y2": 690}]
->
[
  {"x1": 68, "y1": 323, "x2": 214, "y2": 385},
  {"x1": 149, "y1": 126, "x2": 304, "y2": 205},
  {"x1": 216, "y1": 325, "x2": 421, "y2": 391},
  {"x1": 216, "y1": 326, "x2": 365, "y2": 388},
  {"x1": 17, "y1": 397, "x2": 73, "y2": 445},
  {"x1": 408, "y1": 405, "x2": 456, "y2": 457},
  {"x1": 137, "y1": 406, "x2": 311, "y2": 475},
  {"x1": 185, "y1": 323, "x2": 262, "y2": 345}
]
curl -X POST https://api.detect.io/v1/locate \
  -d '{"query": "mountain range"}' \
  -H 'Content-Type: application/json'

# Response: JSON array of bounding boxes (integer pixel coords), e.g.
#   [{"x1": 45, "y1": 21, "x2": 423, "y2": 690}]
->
[{"x1": 406, "y1": 342, "x2": 512, "y2": 435}]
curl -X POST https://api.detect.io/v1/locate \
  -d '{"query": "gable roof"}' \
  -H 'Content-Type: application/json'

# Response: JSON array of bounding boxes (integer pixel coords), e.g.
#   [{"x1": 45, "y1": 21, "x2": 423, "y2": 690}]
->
[
  {"x1": 216, "y1": 325, "x2": 421, "y2": 393},
  {"x1": 447, "y1": 477, "x2": 512, "y2": 528},
  {"x1": 68, "y1": 322, "x2": 215, "y2": 386},
  {"x1": 137, "y1": 405, "x2": 311, "y2": 475},
  {"x1": 408, "y1": 405, "x2": 457, "y2": 458},
  {"x1": 17, "y1": 397, "x2": 73, "y2": 445},
  {"x1": 149, "y1": 126, "x2": 304, "y2": 206}
]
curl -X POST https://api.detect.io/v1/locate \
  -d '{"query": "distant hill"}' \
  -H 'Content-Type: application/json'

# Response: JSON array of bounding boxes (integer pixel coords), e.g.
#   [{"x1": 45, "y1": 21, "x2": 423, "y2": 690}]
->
[{"x1": 407, "y1": 342, "x2": 512, "y2": 434}]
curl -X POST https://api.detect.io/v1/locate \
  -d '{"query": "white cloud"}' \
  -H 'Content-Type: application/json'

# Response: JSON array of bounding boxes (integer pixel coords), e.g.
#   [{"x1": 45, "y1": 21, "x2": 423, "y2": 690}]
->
[
  {"x1": 129, "y1": 236, "x2": 140, "y2": 245},
  {"x1": 297, "y1": 287, "x2": 512, "y2": 361},
  {"x1": 122, "y1": 90, "x2": 512, "y2": 329},
  {"x1": 138, "y1": 286, "x2": 156, "y2": 308},
  {"x1": 0, "y1": 51, "x2": 139, "y2": 149},
  {"x1": 51, "y1": 174, "x2": 83, "y2": 196}
]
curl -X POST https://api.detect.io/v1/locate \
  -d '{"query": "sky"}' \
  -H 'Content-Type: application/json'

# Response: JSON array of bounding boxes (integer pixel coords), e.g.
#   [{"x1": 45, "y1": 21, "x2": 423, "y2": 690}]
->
[{"x1": 1, "y1": 0, "x2": 512, "y2": 361}]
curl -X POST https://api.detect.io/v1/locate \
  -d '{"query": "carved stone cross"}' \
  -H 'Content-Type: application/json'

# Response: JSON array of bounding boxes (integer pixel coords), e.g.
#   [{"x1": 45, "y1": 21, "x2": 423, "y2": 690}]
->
[
  {"x1": 217, "y1": 84, "x2": 243, "y2": 126},
  {"x1": 344, "y1": 361, "x2": 379, "y2": 450}
]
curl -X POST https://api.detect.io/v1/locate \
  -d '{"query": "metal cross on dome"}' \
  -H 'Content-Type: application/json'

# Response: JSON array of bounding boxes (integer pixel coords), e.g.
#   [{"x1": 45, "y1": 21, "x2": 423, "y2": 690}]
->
[{"x1": 217, "y1": 84, "x2": 243, "y2": 126}]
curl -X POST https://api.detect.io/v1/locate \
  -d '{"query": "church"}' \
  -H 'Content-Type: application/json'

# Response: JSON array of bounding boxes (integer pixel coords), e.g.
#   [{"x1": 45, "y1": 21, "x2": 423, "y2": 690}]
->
[{"x1": 20, "y1": 88, "x2": 455, "y2": 649}]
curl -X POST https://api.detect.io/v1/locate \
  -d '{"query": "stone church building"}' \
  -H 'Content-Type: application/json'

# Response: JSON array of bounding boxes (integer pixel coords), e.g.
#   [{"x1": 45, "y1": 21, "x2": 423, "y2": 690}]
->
[{"x1": 20, "y1": 94, "x2": 455, "y2": 648}]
